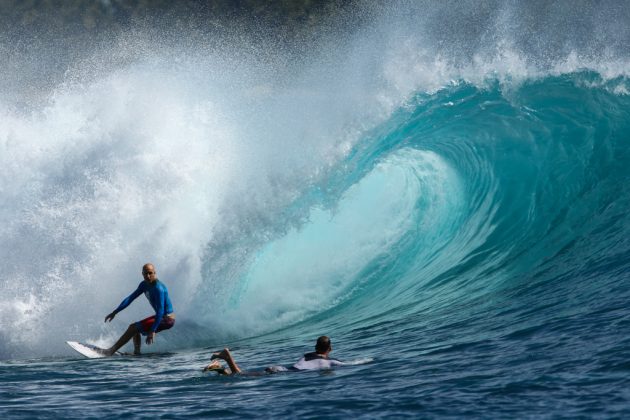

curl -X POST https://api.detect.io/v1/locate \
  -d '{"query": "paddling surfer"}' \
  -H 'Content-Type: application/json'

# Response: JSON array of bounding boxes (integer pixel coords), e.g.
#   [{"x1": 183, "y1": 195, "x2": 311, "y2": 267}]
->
[
  {"x1": 102, "y1": 263, "x2": 175, "y2": 356},
  {"x1": 203, "y1": 336, "x2": 344, "y2": 375}
]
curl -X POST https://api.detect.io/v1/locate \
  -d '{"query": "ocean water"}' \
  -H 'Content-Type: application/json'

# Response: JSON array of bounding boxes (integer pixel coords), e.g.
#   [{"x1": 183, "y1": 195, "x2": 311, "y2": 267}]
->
[{"x1": 2, "y1": 1, "x2": 630, "y2": 418}]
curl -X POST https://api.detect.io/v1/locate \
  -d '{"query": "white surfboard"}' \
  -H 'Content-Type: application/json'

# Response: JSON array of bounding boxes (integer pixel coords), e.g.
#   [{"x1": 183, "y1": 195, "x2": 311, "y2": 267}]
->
[{"x1": 66, "y1": 341, "x2": 109, "y2": 358}]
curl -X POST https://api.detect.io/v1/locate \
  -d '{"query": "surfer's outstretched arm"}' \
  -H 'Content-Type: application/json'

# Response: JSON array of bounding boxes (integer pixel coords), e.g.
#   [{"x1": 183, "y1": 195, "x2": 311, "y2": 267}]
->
[{"x1": 205, "y1": 348, "x2": 242, "y2": 375}]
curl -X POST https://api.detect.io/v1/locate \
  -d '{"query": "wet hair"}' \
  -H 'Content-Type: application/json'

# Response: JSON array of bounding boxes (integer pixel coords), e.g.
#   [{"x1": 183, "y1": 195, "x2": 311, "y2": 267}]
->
[{"x1": 315, "y1": 336, "x2": 331, "y2": 353}]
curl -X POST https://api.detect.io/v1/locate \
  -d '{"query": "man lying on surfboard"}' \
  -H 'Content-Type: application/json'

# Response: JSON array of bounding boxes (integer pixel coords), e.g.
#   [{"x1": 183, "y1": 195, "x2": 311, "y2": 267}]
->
[
  {"x1": 101, "y1": 263, "x2": 175, "y2": 356},
  {"x1": 203, "y1": 336, "x2": 344, "y2": 375}
]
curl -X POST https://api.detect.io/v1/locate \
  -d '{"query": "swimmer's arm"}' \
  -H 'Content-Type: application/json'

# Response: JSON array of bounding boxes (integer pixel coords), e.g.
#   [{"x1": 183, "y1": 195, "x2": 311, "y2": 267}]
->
[
  {"x1": 204, "y1": 348, "x2": 242, "y2": 375},
  {"x1": 203, "y1": 362, "x2": 230, "y2": 375}
]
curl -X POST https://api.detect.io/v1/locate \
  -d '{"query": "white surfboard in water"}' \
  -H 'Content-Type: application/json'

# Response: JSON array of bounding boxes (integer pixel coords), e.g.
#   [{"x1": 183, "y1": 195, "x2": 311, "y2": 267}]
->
[{"x1": 66, "y1": 341, "x2": 109, "y2": 358}]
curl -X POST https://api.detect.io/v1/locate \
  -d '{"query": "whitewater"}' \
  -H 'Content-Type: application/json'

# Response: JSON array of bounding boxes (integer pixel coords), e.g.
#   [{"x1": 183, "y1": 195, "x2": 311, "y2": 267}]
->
[{"x1": 1, "y1": 1, "x2": 630, "y2": 417}]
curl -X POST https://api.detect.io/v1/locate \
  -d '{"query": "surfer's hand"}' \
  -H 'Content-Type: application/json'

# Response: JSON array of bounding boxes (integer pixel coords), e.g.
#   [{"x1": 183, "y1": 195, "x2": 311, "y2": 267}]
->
[
  {"x1": 104, "y1": 312, "x2": 116, "y2": 322},
  {"x1": 146, "y1": 332, "x2": 155, "y2": 345}
]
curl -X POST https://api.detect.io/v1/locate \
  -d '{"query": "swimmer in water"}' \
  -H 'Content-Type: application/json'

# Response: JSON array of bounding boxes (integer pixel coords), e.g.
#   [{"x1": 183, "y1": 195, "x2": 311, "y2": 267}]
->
[{"x1": 203, "y1": 336, "x2": 344, "y2": 375}]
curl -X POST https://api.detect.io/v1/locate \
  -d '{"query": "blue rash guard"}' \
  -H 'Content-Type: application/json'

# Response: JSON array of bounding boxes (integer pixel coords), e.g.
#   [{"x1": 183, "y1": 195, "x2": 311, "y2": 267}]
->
[{"x1": 114, "y1": 279, "x2": 174, "y2": 333}]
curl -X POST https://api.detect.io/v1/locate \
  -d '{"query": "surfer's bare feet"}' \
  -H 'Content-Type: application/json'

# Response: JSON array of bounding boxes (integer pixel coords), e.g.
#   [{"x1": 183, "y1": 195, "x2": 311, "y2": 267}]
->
[
  {"x1": 100, "y1": 348, "x2": 114, "y2": 357},
  {"x1": 211, "y1": 348, "x2": 230, "y2": 361}
]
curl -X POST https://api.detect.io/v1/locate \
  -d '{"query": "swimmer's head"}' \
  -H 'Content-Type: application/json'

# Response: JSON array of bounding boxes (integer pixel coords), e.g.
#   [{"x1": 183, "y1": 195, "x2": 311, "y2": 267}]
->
[{"x1": 315, "y1": 336, "x2": 332, "y2": 354}]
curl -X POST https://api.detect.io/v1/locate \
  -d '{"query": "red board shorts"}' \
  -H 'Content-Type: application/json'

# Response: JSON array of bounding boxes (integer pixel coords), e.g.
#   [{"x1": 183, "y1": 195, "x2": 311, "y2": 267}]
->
[{"x1": 135, "y1": 314, "x2": 175, "y2": 336}]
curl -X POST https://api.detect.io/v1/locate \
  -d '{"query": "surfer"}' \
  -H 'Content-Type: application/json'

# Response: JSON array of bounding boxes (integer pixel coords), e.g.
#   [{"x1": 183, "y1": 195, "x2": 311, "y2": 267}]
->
[
  {"x1": 102, "y1": 263, "x2": 175, "y2": 356},
  {"x1": 203, "y1": 336, "x2": 344, "y2": 375}
]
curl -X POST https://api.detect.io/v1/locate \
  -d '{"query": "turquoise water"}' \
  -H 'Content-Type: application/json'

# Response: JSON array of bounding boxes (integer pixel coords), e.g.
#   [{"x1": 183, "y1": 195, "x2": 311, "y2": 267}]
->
[{"x1": 2, "y1": 1, "x2": 630, "y2": 418}]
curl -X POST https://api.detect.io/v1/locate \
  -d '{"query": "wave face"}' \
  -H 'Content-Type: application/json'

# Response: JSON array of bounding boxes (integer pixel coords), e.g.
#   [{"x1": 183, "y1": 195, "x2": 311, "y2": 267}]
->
[
  {"x1": 209, "y1": 72, "x2": 630, "y2": 379},
  {"x1": 1, "y1": 3, "x2": 630, "y2": 409}
]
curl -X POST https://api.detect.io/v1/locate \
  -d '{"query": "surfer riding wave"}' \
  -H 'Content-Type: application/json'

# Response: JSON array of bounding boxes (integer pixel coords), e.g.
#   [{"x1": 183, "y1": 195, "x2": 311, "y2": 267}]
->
[{"x1": 102, "y1": 263, "x2": 175, "y2": 356}]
